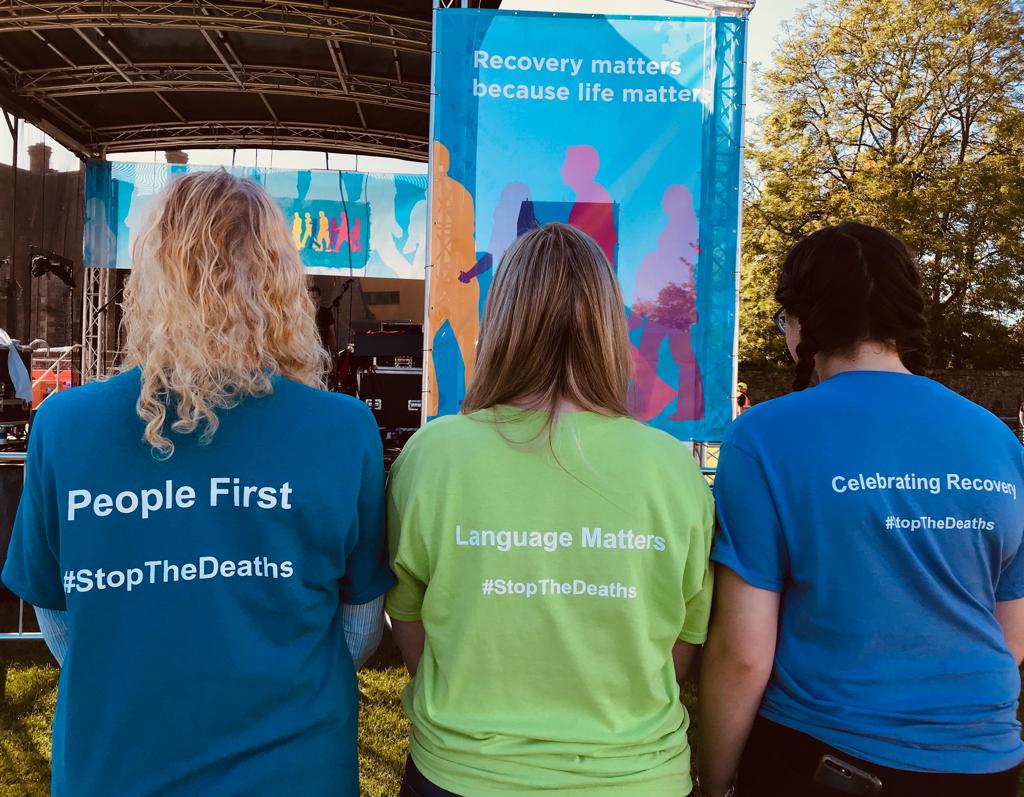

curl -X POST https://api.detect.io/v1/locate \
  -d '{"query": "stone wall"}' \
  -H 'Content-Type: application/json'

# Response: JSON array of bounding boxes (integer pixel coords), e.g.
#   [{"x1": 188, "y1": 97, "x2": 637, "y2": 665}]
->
[{"x1": 739, "y1": 366, "x2": 1024, "y2": 422}]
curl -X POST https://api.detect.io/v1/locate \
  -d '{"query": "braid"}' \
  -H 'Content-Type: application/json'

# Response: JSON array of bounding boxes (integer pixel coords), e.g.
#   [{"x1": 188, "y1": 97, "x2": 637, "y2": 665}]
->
[
  {"x1": 898, "y1": 329, "x2": 929, "y2": 374},
  {"x1": 793, "y1": 336, "x2": 818, "y2": 391},
  {"x1": 776, "y1": 222, "x2": 930, "y2": 389}
]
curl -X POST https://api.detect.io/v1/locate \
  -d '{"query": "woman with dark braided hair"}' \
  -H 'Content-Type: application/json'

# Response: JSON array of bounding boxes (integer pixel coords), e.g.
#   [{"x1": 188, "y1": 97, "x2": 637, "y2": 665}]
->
[{"x1": 697, "y1": 223, "x2": 1024, "y2": 797}]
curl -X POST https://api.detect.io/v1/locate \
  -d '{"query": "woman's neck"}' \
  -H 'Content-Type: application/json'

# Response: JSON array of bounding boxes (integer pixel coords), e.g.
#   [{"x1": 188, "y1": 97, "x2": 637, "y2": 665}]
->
[
  {"x1": 507, "y1": 395, "x2": 582, "y2": 413},
  {"x1": 815, "y1": 340, "x2": 911, "y2": 382}
]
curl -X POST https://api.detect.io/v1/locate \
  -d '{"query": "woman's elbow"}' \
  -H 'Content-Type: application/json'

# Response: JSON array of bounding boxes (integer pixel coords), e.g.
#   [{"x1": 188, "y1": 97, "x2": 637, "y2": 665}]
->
[{"x1": 704, "y1": 630, "x2": 775, "y2": 685}]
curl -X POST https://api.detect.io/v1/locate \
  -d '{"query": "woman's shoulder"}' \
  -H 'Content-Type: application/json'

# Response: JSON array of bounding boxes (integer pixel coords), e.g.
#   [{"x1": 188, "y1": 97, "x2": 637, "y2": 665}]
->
[
  {"x1": 274, "y1": 378, "x2": 376, "y2": 421},
  {"x1": 604, "y1": 415, "x2": 694, "y2": 457},
  {"x1": 33, "y1": 369, "x2": 141, "y2": 426},
  {"x1": 398, "y1": 413, "x2": 482, "y2": 456}
]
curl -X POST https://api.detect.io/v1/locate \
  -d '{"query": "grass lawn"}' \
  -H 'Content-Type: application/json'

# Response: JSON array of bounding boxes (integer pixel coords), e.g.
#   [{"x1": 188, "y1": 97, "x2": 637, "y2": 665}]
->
[
  {"x1": 1, "y1": 626, "x2": 1021, "y2": 796},
  {"x1": 0, "y1": 632, "x2": 413, "y2": 797}
]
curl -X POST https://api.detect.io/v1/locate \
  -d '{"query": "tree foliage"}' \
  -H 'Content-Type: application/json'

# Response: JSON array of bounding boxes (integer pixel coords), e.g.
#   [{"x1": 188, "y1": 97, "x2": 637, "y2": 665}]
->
[{"x1": 741, "y1": 0, "x2": 1024, "y2": 368}]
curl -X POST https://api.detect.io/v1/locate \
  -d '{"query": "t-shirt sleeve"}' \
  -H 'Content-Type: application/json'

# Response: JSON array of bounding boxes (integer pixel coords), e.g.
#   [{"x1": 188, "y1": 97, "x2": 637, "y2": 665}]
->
[
  {"x1": 1, "y1": 415, "x2": 66, "y2": 610},
  {"x1": 340, "y1": 411, "x2": 395, "y2": 605},
  {"x1": 384, "y1": 451, "x2": 430, "y2": 622},
  {"x1": 996, "y1": 538, "x2": 1024, "y2": 601},
  {"x1": 679, "y1": 473, "x2": 715, "y2": 644},
  {"x1": 711, "y1": 439, "x2": 789, "y2": 593}
]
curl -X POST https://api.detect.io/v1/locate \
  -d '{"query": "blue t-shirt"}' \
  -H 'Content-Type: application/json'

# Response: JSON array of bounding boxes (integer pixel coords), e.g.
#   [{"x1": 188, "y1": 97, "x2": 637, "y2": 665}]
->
[
  {"x1": 712, "y1": 371, "x2": 1024, "y2": 774},
  {"x1": 2, "y1": 369, "x2": 394, "y2": 797}
]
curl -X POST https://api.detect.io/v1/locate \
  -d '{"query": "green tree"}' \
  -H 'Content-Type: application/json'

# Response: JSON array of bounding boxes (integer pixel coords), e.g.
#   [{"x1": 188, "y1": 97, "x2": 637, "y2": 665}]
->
[{"x1": 741, "y1": 0, "x2": 1024, "y2": 369}]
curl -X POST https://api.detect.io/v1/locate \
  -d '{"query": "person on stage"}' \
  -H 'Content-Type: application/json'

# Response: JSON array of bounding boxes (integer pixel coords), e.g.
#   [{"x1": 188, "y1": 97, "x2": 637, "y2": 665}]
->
[
  {"x1": 699, "y1": 222, "x2": 1024, "y2": 797},
  {"x1": 387, "y1": 222, "x2": 714, "y2": 797},
  {"x1": 309, "y1": 284, "x2": 337, "y2": 355},
  {"x1": 2, "y1": 169, "x2": 394, "y2": 797}
]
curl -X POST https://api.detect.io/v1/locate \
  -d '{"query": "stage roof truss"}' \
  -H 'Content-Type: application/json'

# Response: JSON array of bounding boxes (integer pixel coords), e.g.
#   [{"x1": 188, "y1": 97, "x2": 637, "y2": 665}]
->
[{"x1": 0, "y1": 0, "x2": 446, "y2": 160}]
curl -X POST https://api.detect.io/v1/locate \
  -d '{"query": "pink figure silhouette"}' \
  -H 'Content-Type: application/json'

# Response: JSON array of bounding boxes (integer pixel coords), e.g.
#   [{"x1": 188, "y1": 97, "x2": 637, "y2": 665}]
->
[
  {"x1": 329, "y1": 213, "x2": 363, "y2": 253},
  {"x1": 329, "y1": 213, "x2": 348, "y2": 252},
  {"x1": 349, "y1": 217, "x2": 362, "y2": 252},
  {"x1": 561, "y1": 145, "x2": 617, "y2": 265},
  {"x1": 629, "y1": 185, "x2": 704, "y2": 422}
]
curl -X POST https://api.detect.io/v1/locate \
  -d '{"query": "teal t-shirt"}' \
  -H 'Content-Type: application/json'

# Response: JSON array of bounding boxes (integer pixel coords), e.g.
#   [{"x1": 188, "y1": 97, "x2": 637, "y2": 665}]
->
[
  {"x1": 386, "y1": 408, "x2": 714, "y2": 797},
  {"x1": 2, "y1": 369, "x2": 394, "y2": 797}
]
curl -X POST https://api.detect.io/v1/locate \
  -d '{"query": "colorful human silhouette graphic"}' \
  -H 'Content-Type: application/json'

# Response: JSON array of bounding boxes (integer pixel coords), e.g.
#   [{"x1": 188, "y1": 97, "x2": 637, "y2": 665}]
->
[
  {"x1": 561, "y1": 144, "x2": 617, "y2": 266},
  {"x1": 302, "y1": 213, "x2": 313, "y2": 249},
  {"x1": 629, "y1": 184, "x2": 704, "y2": 421},
  {"x1": 327, "y1": 212, "x2": 362, "y2": 254},
  {"x1": 367, "y1": 176, "x2": 421, "y2": 279},
  {"x1": 428, "y1": 141, "x2": 479, "y2": 416},
  {"x1": 404, "y1": 198, "x2": 428, "y2": 274},
  {"x1": 459, "y1": 181, "x2": 537, "y2": 285},
  {"x1": 314, "y1": 210, "x2": 331, "y2": 251},
  {"x1": 291, "y1": 212, "x2": 304, "y2": 249}
]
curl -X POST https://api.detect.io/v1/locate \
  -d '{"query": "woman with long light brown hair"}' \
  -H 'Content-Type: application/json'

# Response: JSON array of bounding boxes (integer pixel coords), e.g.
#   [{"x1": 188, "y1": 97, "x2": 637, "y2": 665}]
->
[
  {"x1": 2, "y1": 170, "x2": 393, "y2": 797},
  {"x1": 387, "y1": 222, "x2": 715, "y2": 797}
]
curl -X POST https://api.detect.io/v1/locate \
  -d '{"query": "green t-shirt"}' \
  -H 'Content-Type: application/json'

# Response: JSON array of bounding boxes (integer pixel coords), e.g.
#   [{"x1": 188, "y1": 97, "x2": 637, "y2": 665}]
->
[{"x1": 386, "y1": 407, "x2": 714, "y2": 796}]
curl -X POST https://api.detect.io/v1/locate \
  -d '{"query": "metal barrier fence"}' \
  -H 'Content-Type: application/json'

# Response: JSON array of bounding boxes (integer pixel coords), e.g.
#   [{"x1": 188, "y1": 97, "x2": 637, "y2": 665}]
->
[{"x1": 0, "y1": 451, "x2": 43, "y2": 640}]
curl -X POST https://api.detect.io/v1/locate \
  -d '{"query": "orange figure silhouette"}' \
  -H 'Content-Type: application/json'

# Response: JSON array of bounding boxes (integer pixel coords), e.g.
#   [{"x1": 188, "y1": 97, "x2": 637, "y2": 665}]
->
[
  {"x1": 291, "y1": 212, "x2": 304, "y2": 249},
  {"x1": 427, "y1": 141, "x2": 479, "y2": 416},
  {"x1": 313, "y1": 210, "x2": 331, "y2": 252},
  {"x1": 302, "y1": 213, "x2": 313, "y2": 249}
]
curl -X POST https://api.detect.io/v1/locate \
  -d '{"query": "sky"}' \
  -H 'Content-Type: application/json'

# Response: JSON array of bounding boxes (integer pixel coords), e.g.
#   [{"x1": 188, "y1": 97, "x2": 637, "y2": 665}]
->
[{"x1": 0, "y1": 0, "x2": 811, "y2": 172}]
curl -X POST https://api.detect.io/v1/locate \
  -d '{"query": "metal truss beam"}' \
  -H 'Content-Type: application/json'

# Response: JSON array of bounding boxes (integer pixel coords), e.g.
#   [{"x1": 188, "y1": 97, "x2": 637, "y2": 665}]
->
[
  {"x1": 0, "y1": 2, "x2": 432, "y2": 54},
  {"x1": 14, "y1": 63, "x2": 429, "y2": 112},
  {"x1": 89, "y1": 120, "x2": 427, "y2": 160},
  {"x1": 80, "y1": 266, "x2": 111, "y2": 383},
  {"x1": 667, "y1": 0, "x2": 755, "y2": 16}
]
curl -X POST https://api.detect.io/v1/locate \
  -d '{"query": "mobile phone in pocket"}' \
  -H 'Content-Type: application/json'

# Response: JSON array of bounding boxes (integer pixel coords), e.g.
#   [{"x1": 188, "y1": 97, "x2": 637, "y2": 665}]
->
[{"x1": 812, "y1": 754, "x2": 883, "y2": 795}]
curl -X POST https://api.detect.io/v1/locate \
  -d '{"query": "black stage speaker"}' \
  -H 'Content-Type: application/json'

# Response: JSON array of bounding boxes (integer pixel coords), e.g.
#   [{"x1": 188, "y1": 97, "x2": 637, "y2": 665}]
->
[
  {"x1": 353, "y1": 332, "x2": 422, "y2": 359},
  {"x1": 357, "y1": 367, "x2": 422, "y2": 430}
]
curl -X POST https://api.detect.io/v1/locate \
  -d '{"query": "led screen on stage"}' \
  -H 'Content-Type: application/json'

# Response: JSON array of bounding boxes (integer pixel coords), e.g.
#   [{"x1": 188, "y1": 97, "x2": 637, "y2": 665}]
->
[{"x1": 84, "y1": 161, "x2": 429, "y2": 279}]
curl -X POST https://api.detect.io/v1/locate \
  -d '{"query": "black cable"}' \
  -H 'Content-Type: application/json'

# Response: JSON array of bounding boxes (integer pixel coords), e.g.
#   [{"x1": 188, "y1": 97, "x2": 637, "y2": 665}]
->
[
  {"x1": 57, "y1": 148, "x2": 72, "y2": 345},
  {"x1": 36, "y1": 134, "x2": 47, "y2": 341},
  {"x1": 338, "y1": 169, "x2": 356, "y2": 355}
]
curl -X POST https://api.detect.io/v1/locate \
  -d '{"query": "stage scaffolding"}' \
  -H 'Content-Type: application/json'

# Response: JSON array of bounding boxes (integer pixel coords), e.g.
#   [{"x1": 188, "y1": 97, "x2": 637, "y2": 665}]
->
[{"x1": 81, "y1": 267, "x2": 117, "y2": 382}]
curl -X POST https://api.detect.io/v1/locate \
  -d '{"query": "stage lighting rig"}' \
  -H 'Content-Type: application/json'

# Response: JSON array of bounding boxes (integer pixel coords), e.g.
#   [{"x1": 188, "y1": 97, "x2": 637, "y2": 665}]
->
[{"x1": 29, "y1": 246, "x2": 75, "y2": 288}]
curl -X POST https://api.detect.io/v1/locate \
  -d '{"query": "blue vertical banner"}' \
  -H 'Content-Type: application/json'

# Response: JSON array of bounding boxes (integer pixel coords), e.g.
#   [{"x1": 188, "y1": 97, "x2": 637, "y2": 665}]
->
[
  {"x1": 427, "y1": 9, "x2": 747, "y2": 442},
  {"x1": 83, "y1": 161, "x2": 429, "y2": 279}
]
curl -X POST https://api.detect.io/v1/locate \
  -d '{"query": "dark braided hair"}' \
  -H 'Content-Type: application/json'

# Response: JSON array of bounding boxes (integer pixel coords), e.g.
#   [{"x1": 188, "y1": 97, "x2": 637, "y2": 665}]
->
[{"x1": 775, "y1": 222, "x2": 929, "y2": 391}]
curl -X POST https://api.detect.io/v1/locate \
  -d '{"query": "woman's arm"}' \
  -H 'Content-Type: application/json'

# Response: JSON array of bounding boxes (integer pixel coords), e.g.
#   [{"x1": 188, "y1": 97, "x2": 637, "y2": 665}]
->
[
  {"x1": 34, "y1": 606, "x2": 69, "y2": 666},
  {"x1": 995, "y1": 597, "x2": 1024, "y2": 665},
  {"x1": 672, "y1": 639, "x2": 700, "y2": 684},
  {"x1": 391, "y1": 618, "x2": 425, "y2": 677},
  {"x1": 342, "y1": 595, "x2": 385, "y2": 670},
  {"x1": 698, "y1": 567, "x2": 780, "y2": 797}
]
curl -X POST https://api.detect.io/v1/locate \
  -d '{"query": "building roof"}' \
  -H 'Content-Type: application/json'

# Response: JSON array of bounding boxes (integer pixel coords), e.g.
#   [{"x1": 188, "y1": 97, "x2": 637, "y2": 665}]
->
[{"x1": 0, "y1": 1, "x2": 496, "y2": 161}]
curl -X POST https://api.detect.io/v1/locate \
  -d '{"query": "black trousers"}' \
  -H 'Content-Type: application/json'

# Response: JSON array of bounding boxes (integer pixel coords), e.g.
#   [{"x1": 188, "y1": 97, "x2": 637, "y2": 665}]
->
[
  {"x1": 399, "y1": 758, "x2": 461, "y2": 797},
  {"x1": 398, "y1": 756, "x2": 693, "y2": 797},
  {"x1": 737, "y1": 716, "x2": 1021, "y2": 797}
]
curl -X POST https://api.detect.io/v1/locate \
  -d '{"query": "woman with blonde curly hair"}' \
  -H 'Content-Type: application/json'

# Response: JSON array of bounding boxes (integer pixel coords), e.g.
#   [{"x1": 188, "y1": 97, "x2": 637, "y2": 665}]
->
[{"x1": 2, "y1": 170, "x2": 393, "y2": 797}]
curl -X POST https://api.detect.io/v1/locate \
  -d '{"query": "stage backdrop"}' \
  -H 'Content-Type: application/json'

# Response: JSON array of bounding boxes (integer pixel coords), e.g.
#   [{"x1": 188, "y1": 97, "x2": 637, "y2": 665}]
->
[
  {"x1": 84, "y1": 161, "x2": 429, "y2": 279},
  {"x1": 427, "y1": 9, "x2": 747, "y2": 442}
]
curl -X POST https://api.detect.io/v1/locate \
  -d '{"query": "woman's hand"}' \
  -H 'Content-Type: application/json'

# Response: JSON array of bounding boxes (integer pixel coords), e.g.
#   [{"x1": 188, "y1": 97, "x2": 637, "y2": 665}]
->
[{"x1": 698, "y1": 567, "x2": 779, "y2": 796}]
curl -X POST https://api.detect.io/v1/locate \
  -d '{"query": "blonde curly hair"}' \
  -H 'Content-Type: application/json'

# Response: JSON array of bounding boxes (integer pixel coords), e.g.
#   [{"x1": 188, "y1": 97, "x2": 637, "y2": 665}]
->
[{"x1": 121, "y1": 169, "x2": 327, "y2": 457}]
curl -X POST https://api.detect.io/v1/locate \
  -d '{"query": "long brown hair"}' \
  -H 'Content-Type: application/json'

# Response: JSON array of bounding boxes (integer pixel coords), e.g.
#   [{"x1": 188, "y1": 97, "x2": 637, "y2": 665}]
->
[
  {"x1": 462, "y1": 223, "x2": 631, "y2": 424},
  {"x1": 122, "y1": 169, "x2": 327, "y2": 458}
]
